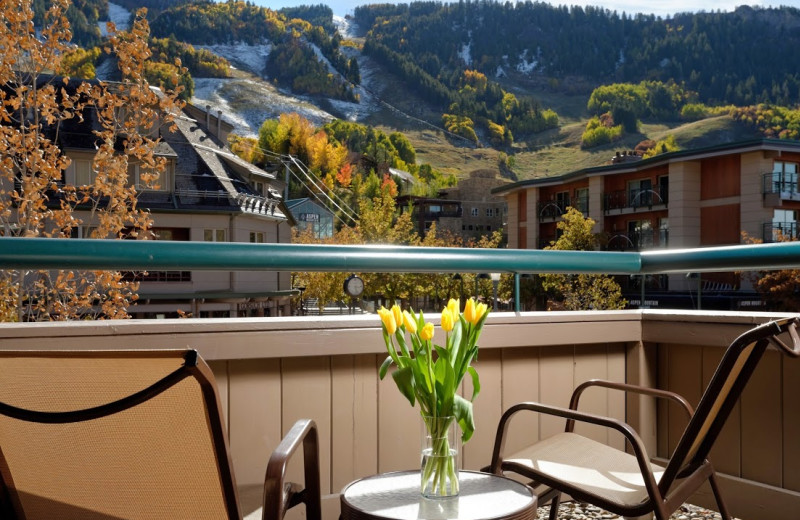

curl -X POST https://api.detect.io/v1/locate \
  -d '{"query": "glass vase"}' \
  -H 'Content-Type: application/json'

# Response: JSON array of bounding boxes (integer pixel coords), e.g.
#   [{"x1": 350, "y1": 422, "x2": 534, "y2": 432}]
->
[{"x1": 420, "y1": 415, "x2": 460, "y2": 498}]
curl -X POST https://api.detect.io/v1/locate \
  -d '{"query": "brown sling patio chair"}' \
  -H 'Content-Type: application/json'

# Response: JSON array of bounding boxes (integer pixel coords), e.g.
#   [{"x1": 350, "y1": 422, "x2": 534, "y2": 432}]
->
[
  {"x1": 0, "y1": 349, "x2": 321, "y2": 520},
  {"x1": 489, "y1": 317, "x2": 800, "y2": 520}
]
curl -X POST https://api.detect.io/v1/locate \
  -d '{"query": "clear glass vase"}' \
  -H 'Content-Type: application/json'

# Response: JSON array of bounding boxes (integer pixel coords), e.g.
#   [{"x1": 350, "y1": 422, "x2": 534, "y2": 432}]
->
[{"x1": 420, "y1": 415, "x2": 460, "y2": 498}]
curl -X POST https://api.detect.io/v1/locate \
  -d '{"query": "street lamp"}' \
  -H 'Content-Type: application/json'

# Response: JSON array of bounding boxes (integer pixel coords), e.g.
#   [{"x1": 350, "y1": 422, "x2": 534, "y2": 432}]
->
[
  {"x1": 490, "y1": 273, "x2": 501, "y2": 311},
  {"x1": 452, "y1": 273, "x2": 464, "y2": 305}
]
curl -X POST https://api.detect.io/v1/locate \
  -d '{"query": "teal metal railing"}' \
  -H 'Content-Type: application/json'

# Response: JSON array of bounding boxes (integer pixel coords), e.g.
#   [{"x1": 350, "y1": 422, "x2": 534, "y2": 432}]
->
[
  {"x1": 2, "y1": 237, "x2": 800, "y2": 312},
  {"x1": 2, "y1": 237, "x2": 800, "y2": 274}
]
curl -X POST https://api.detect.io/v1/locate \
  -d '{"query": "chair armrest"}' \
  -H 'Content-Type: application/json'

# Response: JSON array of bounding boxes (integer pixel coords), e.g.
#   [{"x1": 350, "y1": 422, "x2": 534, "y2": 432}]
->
[
  {"x1": 568, "y1": 379, "x2": 694, "y2": 431},
  {"x1": 489, "y1": 401, "x2": 660, "y2": 500},
  {"x1": 262, "y1": 419, "x2": 321, "y2": 520}
]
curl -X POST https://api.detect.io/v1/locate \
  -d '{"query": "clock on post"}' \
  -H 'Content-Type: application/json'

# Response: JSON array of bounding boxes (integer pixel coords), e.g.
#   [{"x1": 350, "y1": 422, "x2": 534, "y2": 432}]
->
[{"x1": 343, "y1": 274, "x2": 364, "y2": 298}]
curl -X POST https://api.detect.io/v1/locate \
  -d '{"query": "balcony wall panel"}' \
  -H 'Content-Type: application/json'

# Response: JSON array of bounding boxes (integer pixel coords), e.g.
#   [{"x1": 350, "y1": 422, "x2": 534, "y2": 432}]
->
[
  {"x1": 331, "y1": 354, "x2": 378, "y2": 492},
  {"x1": 500, "y1": 347, "x2": 541, "y2": 456},
  {"x1": 740, "y1": 350, "x2": 783, "y2": 487},
  {"x1": 463, "y1": 348, "x2": 503, "y2": 470},
  {"x1": 2, "y1": 312, "x2": 799, "y2": 519},
  {"x1": 702, "y1": 346, "x2": 741, "y2": 477},
  {"x1": 784, "y1": 356, "x2": 800, "y2": 492}
]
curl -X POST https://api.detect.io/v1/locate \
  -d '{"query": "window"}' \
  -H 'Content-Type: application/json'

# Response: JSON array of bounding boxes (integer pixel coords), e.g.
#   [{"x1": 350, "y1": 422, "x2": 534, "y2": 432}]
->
[
  {"x1": 250, "y1": 231, "x2": 265, "y2": 243},
  {"x1": 471, "y1": 208, "x2": 479, "y2": 217},
  {"x1": 128, "y1": 160, "x2": 173, "y2": 192},
  {"x1": 628, "y1": 219, "x2": 653, "y2": 249},
  {"x1": 485, "y1": 208, "x2": 493, "y2": 217},
  {"x1": 658, "y1": 175, "x2": 669, "y2": 204},
  {"x1": 555, "y1": 191, "x2": 570, "y2": 211},
  {"x1": 252, "y1": 180, "x2": 265, "y2": 196},
  {"x1": 658, "y1": 218, "x2": 669, "y2": 247},
  {"x1": 204, "y1": 229, "x2": 226, "y2": 242},
  {"x1": 628, "y1": 179, "x2": 653, "y2": 207},
  {"x1": 772, "y1": 161, "x2": 798, "y2": 193},
  {"x1": 74, "y1": 159, "x2": 94, "y2": 186},
  {"x1": 574, "y1": 188, "x2": 589, "y2": 213}
]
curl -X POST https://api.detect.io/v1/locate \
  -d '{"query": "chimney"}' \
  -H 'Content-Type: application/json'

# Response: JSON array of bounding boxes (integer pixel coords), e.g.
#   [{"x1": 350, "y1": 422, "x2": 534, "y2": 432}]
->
[{"x1": 205, "y1": 105, "x2": 211, "y2": 128}]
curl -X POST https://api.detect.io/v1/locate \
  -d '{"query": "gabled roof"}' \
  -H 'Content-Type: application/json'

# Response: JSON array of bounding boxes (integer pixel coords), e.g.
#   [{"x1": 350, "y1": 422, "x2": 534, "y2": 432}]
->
[{"x1": 492, "y1": 138, "x2": 800, "y2": 195}]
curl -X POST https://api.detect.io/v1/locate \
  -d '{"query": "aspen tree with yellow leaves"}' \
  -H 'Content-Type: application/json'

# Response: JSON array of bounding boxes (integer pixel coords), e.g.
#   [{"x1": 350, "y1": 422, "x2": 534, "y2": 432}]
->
[{"x1": 0, "y1": 1, "x2": 184, "y2": 321}]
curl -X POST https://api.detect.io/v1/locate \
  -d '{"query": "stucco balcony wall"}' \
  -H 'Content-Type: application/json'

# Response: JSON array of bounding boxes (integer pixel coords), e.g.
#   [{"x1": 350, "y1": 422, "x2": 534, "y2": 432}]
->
[{"x1": 0, "y1": 310, "x2": 797, "y2": 520}]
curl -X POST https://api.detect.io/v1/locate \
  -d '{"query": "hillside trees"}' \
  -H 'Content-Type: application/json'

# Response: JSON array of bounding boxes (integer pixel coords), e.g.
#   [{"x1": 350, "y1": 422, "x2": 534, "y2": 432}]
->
[
  {"x1": 0, "y1": 2, "x2": 184, "y2": 321},
  {"x1": 356, "y1": 2, "x2": 800, "y2": 108}
]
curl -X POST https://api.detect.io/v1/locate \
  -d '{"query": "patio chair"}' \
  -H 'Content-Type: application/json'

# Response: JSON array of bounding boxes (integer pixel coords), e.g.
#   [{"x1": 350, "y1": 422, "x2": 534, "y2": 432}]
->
[
  {"x1": 488, "y1": 317, "x2": 800, "y2": 520},
  {"x1": 0, "y1": 349, "x2": 321, "y2": 520}
]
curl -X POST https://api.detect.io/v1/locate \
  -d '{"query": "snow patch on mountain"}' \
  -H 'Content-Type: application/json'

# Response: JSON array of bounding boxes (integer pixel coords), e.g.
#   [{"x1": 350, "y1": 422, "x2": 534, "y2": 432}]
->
[
  {"x1": 459, "y1": 32, "x2": 473, "y2": 66},
  {"x1": 516, "y1": 49, "x2": 538, "y2": 74},
  {"x1": 192, "y1": 78, "x2": 334, "y2": 138},
  {"x1": 99, "y1": 3, "x2": 130, "y2": 36},
  {"x1": 196, "y1": 43, "x2": 272, "y2": 77}
]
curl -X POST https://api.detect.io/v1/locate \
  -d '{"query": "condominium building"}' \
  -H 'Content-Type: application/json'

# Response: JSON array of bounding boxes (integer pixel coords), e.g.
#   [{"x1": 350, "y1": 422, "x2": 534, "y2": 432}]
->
[
  {"x1": 492, "y1": 139, "x2": 800, "y2": 308},
  {"x1": 2, "y1": 77, "x2": 294, "y2": 318}
]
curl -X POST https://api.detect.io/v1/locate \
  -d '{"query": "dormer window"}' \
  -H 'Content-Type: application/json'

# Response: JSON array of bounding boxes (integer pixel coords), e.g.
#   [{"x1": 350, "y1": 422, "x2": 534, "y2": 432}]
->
[{"x1": 128, "y1": 159, "x2": 174, "y2": 192}]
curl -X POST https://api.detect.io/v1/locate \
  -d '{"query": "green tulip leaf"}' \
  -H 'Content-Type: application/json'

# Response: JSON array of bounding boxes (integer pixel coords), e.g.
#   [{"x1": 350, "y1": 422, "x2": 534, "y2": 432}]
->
[{"x1": 392, "y1": 364, "x2": 416, "y2": 407}]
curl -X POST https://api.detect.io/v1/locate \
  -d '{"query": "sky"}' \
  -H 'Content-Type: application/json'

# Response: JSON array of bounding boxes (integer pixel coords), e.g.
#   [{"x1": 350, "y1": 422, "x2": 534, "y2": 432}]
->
[{"x1": 248, "y1": 0, "x2": 798, "y2": 18}]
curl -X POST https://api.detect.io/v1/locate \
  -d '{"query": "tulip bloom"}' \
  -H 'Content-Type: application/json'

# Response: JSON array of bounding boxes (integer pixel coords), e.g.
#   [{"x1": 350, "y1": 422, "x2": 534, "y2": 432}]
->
[
  {"x1": 420, "y1": 322, "x2": 434, "y2": 341},
  {"x1": 464, "y1": 298, "x2": 488, "y2": 326},
  {"x1": 391, "y1": 304, "x2": 403, "y2": 329},
  {"x1": 403, "y1": 310, "x2": 418, "y2": 333},
  {"x1": 378, "y1": 306, "x2": 397, "y2": 335},
  {"x1": 447, "y1": 298, "x2": 459, "y2": 316},
  {"x1": 441, "y1": 306, "x2": 455, "y2": 332}
]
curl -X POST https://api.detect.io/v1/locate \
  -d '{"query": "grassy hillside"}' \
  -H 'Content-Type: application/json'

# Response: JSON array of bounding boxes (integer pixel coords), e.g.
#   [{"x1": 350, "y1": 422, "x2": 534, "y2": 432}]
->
[{"x1": 363, "y1": 62, "x2": 762, "y2": 182}]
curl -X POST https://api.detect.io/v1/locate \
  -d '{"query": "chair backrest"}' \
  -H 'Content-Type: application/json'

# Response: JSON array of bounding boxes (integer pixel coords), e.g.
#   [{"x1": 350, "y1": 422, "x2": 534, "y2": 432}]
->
[
  {"x1": 661, "y1": 317, "x2": 800, "y2": 489},
  {"x1": 0, "y1": 349, "x2": 241, "y2": 520}
]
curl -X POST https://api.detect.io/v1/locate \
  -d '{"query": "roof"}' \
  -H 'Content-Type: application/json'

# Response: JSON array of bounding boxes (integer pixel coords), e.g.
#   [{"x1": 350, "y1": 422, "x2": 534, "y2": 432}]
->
[{"x1": 492, "y1": 138, "x2": 800, "y2": 196}]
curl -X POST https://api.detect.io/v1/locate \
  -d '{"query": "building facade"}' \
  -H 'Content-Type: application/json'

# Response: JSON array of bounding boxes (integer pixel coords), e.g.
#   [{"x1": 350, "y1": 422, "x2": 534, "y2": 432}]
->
[
  {"x1": 2, "y1": 76, "x2": 295, "y2": 319},
  {"x1": 398, "y1": 169, "x2": 509, "y2": 243},
  {"x1": 493, "y1": 139, "x2": 800, "y2": 308}
]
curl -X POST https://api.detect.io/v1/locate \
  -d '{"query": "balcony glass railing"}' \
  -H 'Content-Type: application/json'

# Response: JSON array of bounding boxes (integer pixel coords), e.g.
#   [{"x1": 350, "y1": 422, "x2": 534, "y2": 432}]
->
[
  {"x1": 763, "y1": 172, "x2": 799, "y2": 196},
  {"x1": 537, "y1": 198, "x2": 570, "y2": 219},
  {"x1": 604, "y1": 186, "x2": 668, "y2": 212}
]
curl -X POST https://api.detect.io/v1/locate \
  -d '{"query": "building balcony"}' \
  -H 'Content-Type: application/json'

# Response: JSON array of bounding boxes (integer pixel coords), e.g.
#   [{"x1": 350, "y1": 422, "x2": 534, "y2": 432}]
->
[
  {"x1": 603, "y1": 187, "x2": 668, "y2": 214},
  {"x1": 763, "y1": 172, "x2": 800, "y2": 205},
  {"x1": 605, "y1": 229, "x2": 669, "y2": 251},
  {"x1": 763, "y1": 221, "x2": 799, "y2": 242},
  {"x1": 1, "y1": 239, "x2": 800, "y2": 520}
]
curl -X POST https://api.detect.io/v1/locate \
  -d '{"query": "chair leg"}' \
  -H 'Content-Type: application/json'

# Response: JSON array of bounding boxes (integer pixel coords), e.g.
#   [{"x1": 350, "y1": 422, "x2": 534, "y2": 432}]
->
[
  {"x1": 708, "y1": 473, "x2": 732, "y2": 520},
  {"x1": 547, "y1": 493, "x2": 561, "y2": 520}
]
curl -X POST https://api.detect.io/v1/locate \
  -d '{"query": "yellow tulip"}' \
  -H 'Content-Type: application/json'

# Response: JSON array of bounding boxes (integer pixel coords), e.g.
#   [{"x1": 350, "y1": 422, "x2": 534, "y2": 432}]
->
[
  {"x1": 475, "y1": 302, "x2": 488, "y2": 323},
  {"x1": 446, "y1": 298, "x2": 460, "y2": 316},
  {"x1": 403, "y1": 310, "x2": 417, "y2": 334},
  {"x1": 378, "y1": 306, "x2": 396, "y2": 335},
  {"x1": 464, "y1": 298, "x2": 477, "y2": 324},
  {"x1": 420, "y1": 322, "x2": 434, "y2": 341},
  {"x1": 464, "y1": 298, "x2": 488, "y2": 325},
  {"x1": 441, "y1": 307, "x2": 455, "y2": 332},
  {"x1": 391, "y1": 305, "x2": 403, "y2": 330}
]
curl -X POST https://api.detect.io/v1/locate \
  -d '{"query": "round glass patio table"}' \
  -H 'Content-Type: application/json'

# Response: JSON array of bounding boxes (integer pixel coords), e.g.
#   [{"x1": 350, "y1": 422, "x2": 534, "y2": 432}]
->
[{"x1": 340, "y1": 470, "x2": 537, "y2": 520}]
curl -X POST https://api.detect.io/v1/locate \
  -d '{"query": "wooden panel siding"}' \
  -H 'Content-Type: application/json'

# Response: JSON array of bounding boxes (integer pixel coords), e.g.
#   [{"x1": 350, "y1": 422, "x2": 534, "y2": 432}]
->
[
  {"x1": 701, "y1": 155, "x2": 741, "y2": 199},
  {"x1": 0, "y1": 312, "x2": 798, "y2": 519},
  {"x1": 700, "y1": 204, "x2": 741, "y2": 245}
]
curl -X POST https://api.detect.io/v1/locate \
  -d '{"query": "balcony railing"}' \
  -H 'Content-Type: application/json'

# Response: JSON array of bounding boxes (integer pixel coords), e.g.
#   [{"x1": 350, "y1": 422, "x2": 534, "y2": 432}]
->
[
  {"x1": 763, "y1": 221, "x2": 799, "y2": 242},
  {"x1": 762, "y1": 172, "x2": 800, "y2": 199},
  {"x1": 604, "y1": 186, "x2": 668, "y2": 212},
  {"x1": 2, "y1": 238, "x2": 800, "y2": 520},
  {"x1": 537, "y1": 198, "x2": 570, "y2": 219}
]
